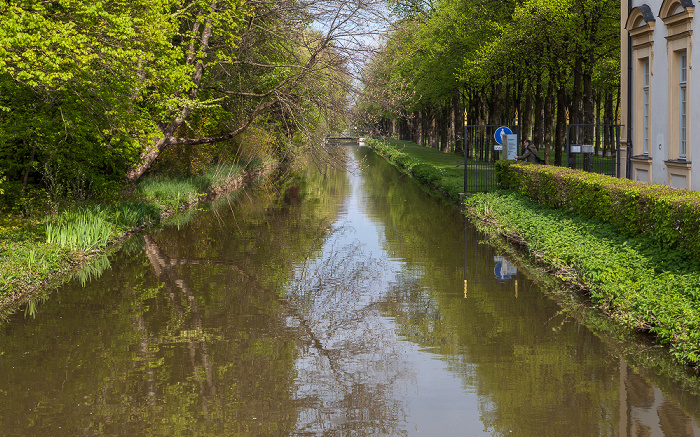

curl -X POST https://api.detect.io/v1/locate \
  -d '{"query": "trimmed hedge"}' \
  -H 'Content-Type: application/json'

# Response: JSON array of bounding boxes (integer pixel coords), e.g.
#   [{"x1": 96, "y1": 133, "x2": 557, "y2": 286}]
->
[{"x1": 496, "y1": 161, "x2": 700, "y2": 259}]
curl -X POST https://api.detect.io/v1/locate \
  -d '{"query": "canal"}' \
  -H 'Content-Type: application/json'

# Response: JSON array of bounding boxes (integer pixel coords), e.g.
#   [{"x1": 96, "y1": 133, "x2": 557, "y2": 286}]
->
[{"x1": 2, "y1": 146, "x2": 700, "y2": 436}]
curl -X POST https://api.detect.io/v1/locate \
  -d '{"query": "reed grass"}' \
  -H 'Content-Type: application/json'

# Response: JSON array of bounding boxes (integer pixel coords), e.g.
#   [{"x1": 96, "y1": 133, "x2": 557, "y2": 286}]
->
[
  {"x1": 74, "y1": 253, "x2": 112, "y2": 287},
  {"x1": 108, "y1": 202, "x2": 160, "y2": 230},
  {"x1": 137, "y1": 164, "x2": 246, "y2": 210},
  {"x1": 204, "y1": 163, "x2": 244, "y2": 186},
  {"x1": 137, "y1": 176, "x2": 209, "y2": 209},
  {"x1": 2, "y1": 162, "x2": 262, "y2": 310},
  {"x1": 45, "y1": 207, "x2": 114, "y2": 251}
]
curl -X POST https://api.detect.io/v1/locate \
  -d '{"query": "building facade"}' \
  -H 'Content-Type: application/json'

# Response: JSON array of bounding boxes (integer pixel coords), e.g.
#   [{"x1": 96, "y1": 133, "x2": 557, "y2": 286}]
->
[{"x1": 621, "y1": 0, "x2": 698, "y2": 190}]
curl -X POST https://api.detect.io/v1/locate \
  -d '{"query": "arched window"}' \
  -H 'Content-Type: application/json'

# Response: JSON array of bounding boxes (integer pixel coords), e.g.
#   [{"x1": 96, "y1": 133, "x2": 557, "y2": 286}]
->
[
  {"x1": 626, "y1": 5, "x2": 655, "y2": 181},
  {"x1": 660, "y1": 0, "x2": 693, "y2": 155},
  {"x1": 660, "y1": 0, "x2": 694, "y2": 188}
]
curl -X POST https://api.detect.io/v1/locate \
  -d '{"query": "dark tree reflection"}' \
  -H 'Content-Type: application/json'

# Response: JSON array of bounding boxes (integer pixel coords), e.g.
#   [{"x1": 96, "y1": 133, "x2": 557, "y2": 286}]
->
[{"x1": 285, "y1": 223, "x2": 412, "y2": 436}]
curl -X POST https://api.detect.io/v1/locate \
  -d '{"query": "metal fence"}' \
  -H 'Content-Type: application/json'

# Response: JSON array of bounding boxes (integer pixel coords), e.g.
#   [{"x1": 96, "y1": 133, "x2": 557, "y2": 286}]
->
[
  {"x1": 463, "y1": 124, "x2": 519, "y2": 193},
  {"x1": 565, "y1": 124, "x2": 621, "y2": 176},
  {"x1": 463, "y1": 123, "x2": 622, "y2": 194}
]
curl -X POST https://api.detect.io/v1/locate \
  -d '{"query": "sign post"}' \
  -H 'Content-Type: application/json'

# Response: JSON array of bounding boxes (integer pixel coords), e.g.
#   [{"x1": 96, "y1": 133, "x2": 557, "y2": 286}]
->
[{"x1": 504, "y1": 134, "x2": 518, "y2": 160}]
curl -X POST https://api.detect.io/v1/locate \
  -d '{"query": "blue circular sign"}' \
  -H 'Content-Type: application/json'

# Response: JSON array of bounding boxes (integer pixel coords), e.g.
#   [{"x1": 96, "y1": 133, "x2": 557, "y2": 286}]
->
[{"x1": 494, "y1": 126, "x2": 513, "y2": 145}]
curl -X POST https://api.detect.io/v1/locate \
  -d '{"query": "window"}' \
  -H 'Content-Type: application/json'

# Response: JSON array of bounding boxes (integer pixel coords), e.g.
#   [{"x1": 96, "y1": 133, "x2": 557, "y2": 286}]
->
[
  {"x1": 660, "y1": 0, "x2": 693, "y2": 163},
  {"x1": 625, "y1": 5, "x2": 655, "y2": 162},
  {"x1": 643, "y1": 58, "x2": 650, "y2": 155},
  {"x1": 679, "y1": 51, "x2": 687, "y2": 159}
]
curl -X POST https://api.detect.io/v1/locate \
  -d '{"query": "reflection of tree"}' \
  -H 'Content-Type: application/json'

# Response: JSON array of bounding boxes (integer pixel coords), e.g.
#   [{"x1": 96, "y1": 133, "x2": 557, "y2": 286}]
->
[
  {"x1": 620, "y1": 361, "x2": 698, "y2": 436},
  {"x1": 356, "y1": 148, "x2": 624, "y2": 435},
  {"x1": 143, "y1": 235, "x2": 221, "y2": 420},
  {"x1": 285, "y1": 223, "x2": 411, "y2": 436}
]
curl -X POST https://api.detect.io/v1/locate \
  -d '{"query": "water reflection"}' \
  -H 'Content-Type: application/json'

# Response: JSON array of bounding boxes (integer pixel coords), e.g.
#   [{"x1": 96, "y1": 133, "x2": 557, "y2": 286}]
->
[
  {"x1": 619, "y1": 361, "x2": 700, "y2": 436},
  {"x1": 1, "y1": 147, "x2": 700, "y2": 436},
  {"x1": 284, "y1": 155, "x2": 410, "y2": 435}
]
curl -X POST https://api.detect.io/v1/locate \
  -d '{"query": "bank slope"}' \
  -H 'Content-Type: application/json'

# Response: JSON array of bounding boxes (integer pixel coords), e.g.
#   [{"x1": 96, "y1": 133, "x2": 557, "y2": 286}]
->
[{"x1": 366, "y1": 138, "x2": 700, "y2": 371}]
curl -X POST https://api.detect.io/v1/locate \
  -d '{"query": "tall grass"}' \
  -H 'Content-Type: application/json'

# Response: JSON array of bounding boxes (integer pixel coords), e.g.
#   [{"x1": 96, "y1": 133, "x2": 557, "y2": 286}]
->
[
  {"x1": 137, "y1": 176, "x2": 210, "y2": 209},
  {"x1": 45, "y1": 207, "x2": 113, "y2": 251},
  {"x1": 204, "y1": 163, "x2": 244, "y2": 186},
  {"x1": 74, "y1": 253, "x2": 112, "y2": 287},
  {"x1": 138, "y1": 164, "x2": 246, "y2": 209},
  {"x1": 108, "y1": 202, "x2": 160, "y2": 230}
]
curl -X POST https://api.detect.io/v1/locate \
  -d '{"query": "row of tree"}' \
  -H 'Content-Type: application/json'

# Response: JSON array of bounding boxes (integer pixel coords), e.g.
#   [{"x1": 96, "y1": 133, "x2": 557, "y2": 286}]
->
[
  {"x1": 355, "y1": 0, "x2": 621, "y2": 163},
  {"x1": 0, "y1": 0, "x2": 382, "y2": 208}
]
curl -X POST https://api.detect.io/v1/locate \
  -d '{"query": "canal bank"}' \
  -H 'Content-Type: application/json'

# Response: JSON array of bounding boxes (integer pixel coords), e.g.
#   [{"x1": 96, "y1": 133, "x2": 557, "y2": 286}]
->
[
  {"x1": 365, "y1": 138, "x2": 700, "y2": 378},
  {"x1": 0, "y1": 160, "x2": 278, "y2": 319}
]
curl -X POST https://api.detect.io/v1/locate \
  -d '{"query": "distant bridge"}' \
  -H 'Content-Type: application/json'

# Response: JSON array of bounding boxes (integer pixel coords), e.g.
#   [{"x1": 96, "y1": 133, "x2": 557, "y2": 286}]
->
[{"x1": 324, "y1": 136, "x2": 365, "y2": 145}]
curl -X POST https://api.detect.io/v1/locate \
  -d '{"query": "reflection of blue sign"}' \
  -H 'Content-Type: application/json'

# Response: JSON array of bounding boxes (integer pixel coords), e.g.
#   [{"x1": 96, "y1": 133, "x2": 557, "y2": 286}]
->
[
  {"x1": 494, "y1": 126, "x2": 513, "y2": 145},
  {"x1": 494, "y1": 256, "x2": 518, "y2": 280}
]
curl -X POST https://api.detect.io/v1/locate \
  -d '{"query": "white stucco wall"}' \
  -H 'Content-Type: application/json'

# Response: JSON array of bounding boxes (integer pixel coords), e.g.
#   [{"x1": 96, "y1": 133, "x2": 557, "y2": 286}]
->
[{"x1": 626, "y1": 0, "x2": 698, "y2": 190}]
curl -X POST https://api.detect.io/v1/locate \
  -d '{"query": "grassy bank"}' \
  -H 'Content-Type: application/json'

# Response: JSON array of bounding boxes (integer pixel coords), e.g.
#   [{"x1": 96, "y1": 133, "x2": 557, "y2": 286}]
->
[
  {"x1": 366, "y1": 137, "x2": 700, "y2": 372},
  {"x1": 0, "y1": 160, "x2": 273, "y2": 316},
  {"x1": 364, "y1": 138, "x2": 464, "y2": 202},
  {"x1": 464, "y1": 190, "x2": 700, "y2": 368}
]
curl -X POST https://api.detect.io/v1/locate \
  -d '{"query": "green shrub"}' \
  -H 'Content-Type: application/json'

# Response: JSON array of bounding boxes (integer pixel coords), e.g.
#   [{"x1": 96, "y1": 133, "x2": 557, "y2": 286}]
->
[
  {"x1": 412, "y1": 163, "x2": 442, "y2": 185},
  {"x1": 496, "y1": 161, "x2": 700, "y2": 258}
]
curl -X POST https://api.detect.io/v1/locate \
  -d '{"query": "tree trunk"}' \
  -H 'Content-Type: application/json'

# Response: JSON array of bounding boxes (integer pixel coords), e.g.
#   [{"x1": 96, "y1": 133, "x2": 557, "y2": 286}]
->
[
  {"x1": 440, "y1": 105, "x2": 448, "y2": 152},
  {"x1": 572, "y1": 56, "x2": 583, "y2": 126},
  {"x1": 22, "y1": 141, "x2": 35, "y2": 193},
  {"x1": 544, "y1": 71, "x2": 555, "y2": 162},
  {"x1": 534, "y1": 80, "x2": 544, "y2": 149},
  {"x1": 417, "y1": 110, "x2": 423, "y2": 146},
  {"x1": 522, "y1": 79, "x2": 533, "y2": 150},
  {"x1": 555, "y1": 70, "x2": 568, "y2": 166},
  {"x1": 429, "y1": 107, "x2": 438, "y2": 149},
  {"x1": 455, "y1": 91, "x2": 464, "y2": 154},
  {"x1": 126, "y1": 10, "x2": 215, "y2": 184},
  {"x1": 595, "y1": 90, "x2": 602, "y2": 155}
]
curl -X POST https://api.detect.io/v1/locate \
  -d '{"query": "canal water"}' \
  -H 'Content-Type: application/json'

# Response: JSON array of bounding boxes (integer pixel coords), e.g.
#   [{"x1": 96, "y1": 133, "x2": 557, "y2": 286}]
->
[{"x1": 2, "y1": 146, "x2": 700, "y2": 436}]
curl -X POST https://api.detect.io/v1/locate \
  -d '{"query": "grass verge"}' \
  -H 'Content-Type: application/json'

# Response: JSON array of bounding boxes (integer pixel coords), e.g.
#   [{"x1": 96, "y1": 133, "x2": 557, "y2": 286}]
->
[
  {"x1": 0, "y1": 160, "x2": 271, "y2": 316},
  {"x1": 365, "y1": 138, "x2": 464, "y2": 202},
  {"x1": 465, "y1": 190, "x2": 700, "y2": 369}
]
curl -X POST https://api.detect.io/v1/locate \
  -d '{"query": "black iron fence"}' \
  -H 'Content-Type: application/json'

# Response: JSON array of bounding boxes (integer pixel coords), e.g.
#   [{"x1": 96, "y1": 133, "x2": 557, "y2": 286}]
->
[
  {"x1": 463, "y1": 124, "x2": 520, "y2": 193},
  {"x1": 463, "y1": 123, "x2": 622, "y2": 194},
  {"x1": 565, "y1": 124, "x2": 621, "y2": 176}
]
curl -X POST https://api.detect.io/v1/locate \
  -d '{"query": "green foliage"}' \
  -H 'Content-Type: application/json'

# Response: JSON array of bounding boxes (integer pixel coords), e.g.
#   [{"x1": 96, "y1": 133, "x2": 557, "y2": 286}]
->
[
  {"x1": 464, "y1": 190, "x2": 700, "y2": 367},
  {"x1": 497, "y1": 162, "x2": 700, "y2": 259},
  {"x1": 0, "y1": 0, "x2": 345, "y2": 212},
  {"x1": 412, "y1": 163, "x2": 443, "y2": 185},
  {"x1": 108, "y1": 202, "x2": 161, "y2": 230},
  {"x1": 0, "y1": 0, "x2": 194, "y2": 206},
  {"x1": 137, "y1": 176, "x2": 209, "y2": 210},
  {"x1": 0, "y1": 160, "x2": 268, "y2": 307},
  {"x1": 357, "y1": 0, "x2": 620, "y2": 156}
]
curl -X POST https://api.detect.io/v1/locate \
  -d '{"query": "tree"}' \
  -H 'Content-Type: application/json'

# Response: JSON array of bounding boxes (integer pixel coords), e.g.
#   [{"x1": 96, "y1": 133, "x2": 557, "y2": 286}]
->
[
  {"x1": 0, "y1": 0, "x2": 193, "y2": 199},
  {"x1": 357, "y1": 0, "x2": 620, "y2": 159},
  {"x1": 1, "y1": 0, "x2": 383, "y2": 202}
]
